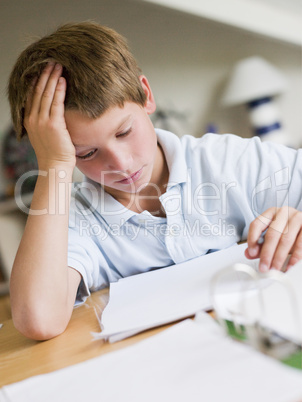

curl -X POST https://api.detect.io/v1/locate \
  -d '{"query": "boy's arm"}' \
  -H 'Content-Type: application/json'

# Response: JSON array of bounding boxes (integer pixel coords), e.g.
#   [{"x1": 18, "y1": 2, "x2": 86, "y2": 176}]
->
[
  {"x1": 10, "y1": 62, "x2": 81, "y2": 340},
  {"x1": 245, "y1": 206, "x2": 302, "y2": 272}
]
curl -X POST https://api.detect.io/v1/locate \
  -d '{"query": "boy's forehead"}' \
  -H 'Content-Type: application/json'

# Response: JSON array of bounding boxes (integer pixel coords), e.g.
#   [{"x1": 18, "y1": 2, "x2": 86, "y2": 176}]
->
[{"x1": 65, "y1": 106, "x2": 134, "y2": 145}]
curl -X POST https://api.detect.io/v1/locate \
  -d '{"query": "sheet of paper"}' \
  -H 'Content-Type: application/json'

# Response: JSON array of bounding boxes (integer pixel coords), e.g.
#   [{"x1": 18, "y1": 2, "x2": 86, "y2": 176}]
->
[
  {"x1": 95, "y1": 243, "x2": 260, "y2": 342},
  {"x1": 217, "y1": 260, "x2": 302, "y2": 344},
  {"x1": 1, "y1": 313, "x2": 301, "y2": 402}
]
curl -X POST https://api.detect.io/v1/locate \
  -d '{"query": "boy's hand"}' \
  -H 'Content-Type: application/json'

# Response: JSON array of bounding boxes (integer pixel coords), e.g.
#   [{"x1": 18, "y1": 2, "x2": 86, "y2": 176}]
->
[
  {"x1": 245, "y1": 206, "x2": 302, "y2": 272},
  {"x1": 24, "y1": 62, "x2": 76, "y2": 170}
]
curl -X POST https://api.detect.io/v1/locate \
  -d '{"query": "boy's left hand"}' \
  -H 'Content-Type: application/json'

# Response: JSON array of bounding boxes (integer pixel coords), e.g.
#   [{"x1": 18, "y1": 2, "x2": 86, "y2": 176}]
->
[{"x1": 245, "y1": 206, "x2": 302, "y2": 272}]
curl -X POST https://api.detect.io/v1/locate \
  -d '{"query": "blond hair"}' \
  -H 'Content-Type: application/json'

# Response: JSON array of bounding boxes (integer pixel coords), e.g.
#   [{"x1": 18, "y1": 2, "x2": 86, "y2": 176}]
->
[{"x1": 8, "y1": 21, "x2": 147, "y2": 138}]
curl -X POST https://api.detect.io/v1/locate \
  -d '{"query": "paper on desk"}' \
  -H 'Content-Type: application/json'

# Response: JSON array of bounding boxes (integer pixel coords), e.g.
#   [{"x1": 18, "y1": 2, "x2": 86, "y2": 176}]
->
[
  {"x1": 1, "y1": 313, "x2": 301, "y2": 402},
  {"x1": 95, "y1": 243, "x2": 260, "y2": 342}
]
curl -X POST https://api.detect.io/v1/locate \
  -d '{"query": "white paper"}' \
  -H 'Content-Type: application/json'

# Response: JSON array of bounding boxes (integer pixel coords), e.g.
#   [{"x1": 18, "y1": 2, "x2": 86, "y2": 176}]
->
[
  {"x1": 96, "y1": 243, "x2": 260, "y2": 341},
  {"x1": 1, "y1": 313, "x2": 301, "y2": 402}
]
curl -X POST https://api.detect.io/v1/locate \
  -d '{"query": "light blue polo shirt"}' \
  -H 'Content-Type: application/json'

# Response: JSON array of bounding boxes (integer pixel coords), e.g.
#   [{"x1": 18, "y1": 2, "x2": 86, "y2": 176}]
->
[{"x1": 68, "y1": 129, "x2": 302, "y2": 302}]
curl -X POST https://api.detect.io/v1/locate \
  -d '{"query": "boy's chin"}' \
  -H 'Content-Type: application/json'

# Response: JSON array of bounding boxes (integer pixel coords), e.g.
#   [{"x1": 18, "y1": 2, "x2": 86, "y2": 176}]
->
[
  {"x1": 104, "y1": 181, "x2": 150, "y2": 196},
  {"x1": 120, "y1": 181, "x2": 149, "y2": 195}
]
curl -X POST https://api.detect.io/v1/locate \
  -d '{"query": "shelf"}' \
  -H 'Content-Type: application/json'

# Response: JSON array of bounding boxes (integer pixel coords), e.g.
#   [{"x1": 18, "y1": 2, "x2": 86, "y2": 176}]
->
[{"x1": 142, "y1": 0, "x2": 302, "y2": 46}]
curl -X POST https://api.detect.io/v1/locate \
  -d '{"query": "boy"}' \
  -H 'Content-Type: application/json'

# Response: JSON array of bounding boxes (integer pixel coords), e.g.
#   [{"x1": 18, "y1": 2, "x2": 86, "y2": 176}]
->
[{"x1": 8, "y1": 21, "x2": 302, "y2": 340}]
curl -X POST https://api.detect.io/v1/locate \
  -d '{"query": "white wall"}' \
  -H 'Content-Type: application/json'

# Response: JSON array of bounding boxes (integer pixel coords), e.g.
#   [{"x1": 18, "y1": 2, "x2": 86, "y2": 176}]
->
[{"x1": 0, "y1": 0, "x2": 301, "y2": 193}]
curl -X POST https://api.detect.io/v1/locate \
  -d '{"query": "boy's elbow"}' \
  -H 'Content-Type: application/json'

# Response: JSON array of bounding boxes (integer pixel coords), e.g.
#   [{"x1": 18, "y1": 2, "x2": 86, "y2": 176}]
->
[
  {"x1": 12, "y1": 308, "x2": 68, "y2": 341},
  {"x1": 15, "y1": 321, "x2": 66, "y2": 341}
]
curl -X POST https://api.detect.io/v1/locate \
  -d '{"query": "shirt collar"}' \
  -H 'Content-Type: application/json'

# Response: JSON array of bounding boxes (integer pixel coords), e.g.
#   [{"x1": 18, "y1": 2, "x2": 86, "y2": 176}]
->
[
  {"x1": 79, "y1": 129, "x2": 188, "y2": 226},
  {"x1": 79, "y1": 178, "x2": 136, "y2": 226},
  {"x1": 156, "y1": 129, "x2": 188, "y2": 190}
]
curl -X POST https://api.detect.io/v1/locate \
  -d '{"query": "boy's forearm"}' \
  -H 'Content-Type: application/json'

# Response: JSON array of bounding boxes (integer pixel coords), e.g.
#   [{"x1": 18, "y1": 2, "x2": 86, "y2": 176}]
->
[{"x1": 10, "y1": 165, "x2": 79, "y2": 339}]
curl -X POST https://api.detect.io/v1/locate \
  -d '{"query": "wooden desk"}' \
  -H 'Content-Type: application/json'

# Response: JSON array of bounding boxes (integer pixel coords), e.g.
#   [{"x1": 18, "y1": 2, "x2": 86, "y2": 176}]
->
[{"x1": 0, "y1": 289, "x2": 172, "y2": 387}]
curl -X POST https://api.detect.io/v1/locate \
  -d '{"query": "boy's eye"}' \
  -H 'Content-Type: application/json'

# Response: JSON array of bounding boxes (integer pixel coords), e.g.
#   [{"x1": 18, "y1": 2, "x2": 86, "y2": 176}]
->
[
  {"x1": 117, "y1": 127, "x2": 132, "y2": 138},
  {"x1": 76, "y1": 149, "x2": 97, "y2": 160}
]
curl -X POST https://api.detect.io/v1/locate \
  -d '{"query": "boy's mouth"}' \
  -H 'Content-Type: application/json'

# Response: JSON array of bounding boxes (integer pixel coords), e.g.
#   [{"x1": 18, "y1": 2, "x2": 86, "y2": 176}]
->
[{"x1": 117, "y1": 168, "x2": 143, "y2": 184}]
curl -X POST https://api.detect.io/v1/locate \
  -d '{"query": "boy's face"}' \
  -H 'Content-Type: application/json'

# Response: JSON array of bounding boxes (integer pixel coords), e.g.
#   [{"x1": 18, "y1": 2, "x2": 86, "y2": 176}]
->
[{"x1": 65, "y1": 81, "x2": 158, "y2": 198}]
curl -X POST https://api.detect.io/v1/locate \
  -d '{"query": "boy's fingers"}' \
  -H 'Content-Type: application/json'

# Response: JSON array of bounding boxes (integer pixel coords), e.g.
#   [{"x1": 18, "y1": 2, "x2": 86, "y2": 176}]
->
[
  {"x1": 271, "y1": 211, "x2": 302, "y2": 270},
  {"x1": 267, "y1": 222, "x2": 293, "y2": 271},
  {"x1": 266, "y1": 206, "x2": 291, "y2": 234},
  {"x1": 258, "y1": 226, "x2": 282, "y2": 272},
  {"x1": 255, "y1": 208, "x2": 288, "y2": 272},
  {"x1": 286, "y1": 231, "x2": 302, "y2": 270},
  {"x1": 39, "y1": 64, "x2": 63, "y2": 118},
  {"x1": 259, "y1": 209, "x2": 301, "y2": 272},
  {"x1": 50, "y1": 76, "x2": 66, "y2": 119},
  {"x1": 30, "y1": 62, "x2": 55, "y2": 113},
  {"x1": 244, "y1": 243, "x2": 262, "y2": 259},
  {"x1": 247, "y1": 208, "x2": 275, "y2": 257}
]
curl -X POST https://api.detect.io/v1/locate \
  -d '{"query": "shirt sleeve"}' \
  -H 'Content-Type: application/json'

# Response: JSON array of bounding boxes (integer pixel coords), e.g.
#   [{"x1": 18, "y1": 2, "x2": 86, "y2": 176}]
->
[
  {"x1": 184, "y1": 133, "x2": 302, "y2": 240},
  {"x1": 229, "y1": 135, "x2": 302, "y2": 214},
  {"x1": 67, "y1": 185, "x2": 114, "y2": 304}
]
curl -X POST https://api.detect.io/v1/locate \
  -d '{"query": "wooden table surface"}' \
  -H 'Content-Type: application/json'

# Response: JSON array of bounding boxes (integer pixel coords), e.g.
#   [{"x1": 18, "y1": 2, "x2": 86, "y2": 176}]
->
[{"x1": 0, "y1": 288, "x2": 173, "y2": 388}]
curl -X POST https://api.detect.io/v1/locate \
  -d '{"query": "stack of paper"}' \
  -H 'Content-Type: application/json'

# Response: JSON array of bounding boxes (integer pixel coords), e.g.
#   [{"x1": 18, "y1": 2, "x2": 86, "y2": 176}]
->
[
  {"x1": 1, "y1": 313, "x2": 301, "y2": 402},
  {"x1": 94, "y1": 244, "x2": 260, "y2": 342}
]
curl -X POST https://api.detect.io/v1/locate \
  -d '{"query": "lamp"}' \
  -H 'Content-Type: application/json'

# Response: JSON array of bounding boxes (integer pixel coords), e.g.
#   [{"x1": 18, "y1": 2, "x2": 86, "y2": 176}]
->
[{"x1": 221, "y1": 56, "x2": 288, "y2": 144}]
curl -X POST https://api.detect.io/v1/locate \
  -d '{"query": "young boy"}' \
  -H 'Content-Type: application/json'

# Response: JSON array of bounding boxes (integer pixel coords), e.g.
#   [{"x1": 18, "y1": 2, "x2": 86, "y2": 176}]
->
[{"x1": 8, "y1": 21, "x2": 302, "y2": 340}]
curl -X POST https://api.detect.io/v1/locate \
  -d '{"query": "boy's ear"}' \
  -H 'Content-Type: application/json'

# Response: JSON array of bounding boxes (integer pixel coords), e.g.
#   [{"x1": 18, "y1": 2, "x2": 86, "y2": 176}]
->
[{"x1": 139, "y1": 75, "x2": 156, "y2": 115}]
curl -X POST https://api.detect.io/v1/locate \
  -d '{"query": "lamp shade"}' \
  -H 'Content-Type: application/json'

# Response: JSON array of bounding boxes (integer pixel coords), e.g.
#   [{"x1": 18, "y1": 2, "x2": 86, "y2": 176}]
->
[{"x1": 221, "y1": 56, "x2": 288, "y2": 106}]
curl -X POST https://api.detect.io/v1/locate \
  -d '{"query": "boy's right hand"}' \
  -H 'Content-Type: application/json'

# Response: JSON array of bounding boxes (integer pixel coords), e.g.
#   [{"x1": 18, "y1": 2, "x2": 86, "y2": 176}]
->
[{"x1": 24, "y1": 62, "x2": 76, "y2": 171}]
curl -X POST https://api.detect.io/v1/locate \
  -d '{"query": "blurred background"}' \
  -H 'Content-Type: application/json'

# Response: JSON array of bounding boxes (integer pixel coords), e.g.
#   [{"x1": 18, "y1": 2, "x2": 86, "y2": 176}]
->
[{"x1": 0, "y1": 0, "x2": 301, "y2": 295}]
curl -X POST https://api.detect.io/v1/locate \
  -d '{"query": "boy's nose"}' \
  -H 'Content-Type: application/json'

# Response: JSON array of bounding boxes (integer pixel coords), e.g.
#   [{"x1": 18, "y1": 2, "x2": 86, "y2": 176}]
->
[{"x1": 105, "y1": 148, "x2": 131, "y2": 172}]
